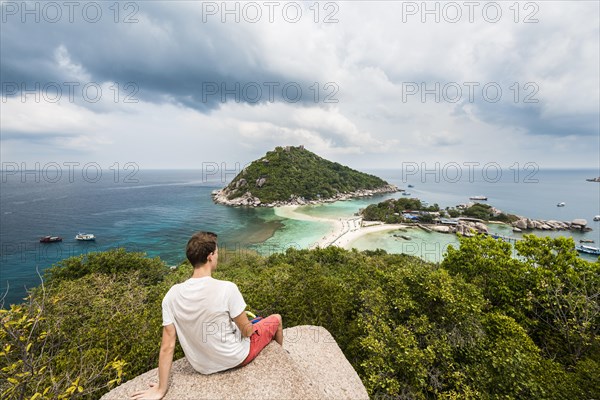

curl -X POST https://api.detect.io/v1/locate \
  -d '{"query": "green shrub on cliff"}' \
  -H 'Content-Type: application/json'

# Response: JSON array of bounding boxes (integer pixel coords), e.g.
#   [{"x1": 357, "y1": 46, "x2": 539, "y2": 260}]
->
[
  {"x1": 0, "y1": 250, "x2": 172, "y2": 400},
  {"x1": 2, "y1": 238, "x2": 598, "y2": 399}
]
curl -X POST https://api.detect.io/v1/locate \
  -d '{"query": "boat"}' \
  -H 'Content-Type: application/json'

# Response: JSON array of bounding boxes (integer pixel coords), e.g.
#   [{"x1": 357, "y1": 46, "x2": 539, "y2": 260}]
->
[
  {"x1": 407, "y1": 184, "x2": 414, "y2": 188},
  {"x1": 556, "y1": 202, "x2": 566, "y2": 207},
  {"x1": 580, "y1": 239, "x2": 595, "y2": 243},
  {"x1": 594, "y1": 215, "x2": 600, "y2": 221},
  {"x1": 575, "y1": 245, "x2": 600, "y2": 256},
  {"x1": 469, "y1": 196, "x2": 487, "y2": 201},
  {"x1": 40, "y1": 235, "x2": 62, "y2": 243},
  {"x1": 402, "y1": 192, "x2": 411, "y2": 196},
  {"x1": 75, "y1": 233, "x2": 96, "y2": 241}
]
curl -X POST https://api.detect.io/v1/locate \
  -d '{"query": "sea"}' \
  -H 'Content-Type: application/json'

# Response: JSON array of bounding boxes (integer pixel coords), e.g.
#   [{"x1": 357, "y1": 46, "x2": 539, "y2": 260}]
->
[{"x1": 1, "y1": 168, "x2": 599, "y2": 306}]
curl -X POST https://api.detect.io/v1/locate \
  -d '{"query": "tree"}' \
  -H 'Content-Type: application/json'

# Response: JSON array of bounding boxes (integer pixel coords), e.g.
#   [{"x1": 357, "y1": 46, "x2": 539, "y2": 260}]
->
[
  {"x1": 442, "y1": 235, "x2": 529, "y2": 320},
  {"x1": 515, "y1": 235, "x2": 600, "y2": 365},
  {"x1": 1, "y1": 288, "x2": 127, "y2": 399}
]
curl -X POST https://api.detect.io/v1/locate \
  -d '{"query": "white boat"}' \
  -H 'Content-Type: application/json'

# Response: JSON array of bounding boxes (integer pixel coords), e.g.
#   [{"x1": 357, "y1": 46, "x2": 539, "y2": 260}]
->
[
  {"x1": 557, "y1": 202, "x2": 566, "y2": 207},
  {"x1": 594, "y1": 215, "x2": 600, "y2": 221},
  {"x1": 75, "y1": 233, "x2": 95, "y2": 241},
  {"x1": 576, "y1": 245, "x2": 600, "y2": 256},
  {"x1": 469, "y1": 196, "x2": 488, "y2": 201}
]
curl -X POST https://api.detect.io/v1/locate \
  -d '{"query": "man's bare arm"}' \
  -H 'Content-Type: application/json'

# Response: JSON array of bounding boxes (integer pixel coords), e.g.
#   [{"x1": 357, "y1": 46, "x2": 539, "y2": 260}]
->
[
  {"x1": 131, "y1": 324, "x2": 177, "y2": 400},
  {"x1": 233, "y1": 311, "x2": 254, "y2": 338}
]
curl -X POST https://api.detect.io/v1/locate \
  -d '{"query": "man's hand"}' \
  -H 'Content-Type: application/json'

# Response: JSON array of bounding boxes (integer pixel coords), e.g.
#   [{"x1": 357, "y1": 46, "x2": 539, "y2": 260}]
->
[
  {"x1": 130, "y1": 325, "x2": 176, "y2": 400},
  {"x1": 130, "y1": 382, "x2": 166, "y2": 400}
]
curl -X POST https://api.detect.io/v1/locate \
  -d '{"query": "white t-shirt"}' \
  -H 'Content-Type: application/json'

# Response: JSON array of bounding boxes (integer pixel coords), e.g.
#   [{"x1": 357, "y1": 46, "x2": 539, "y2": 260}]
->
[{"x1": 162, "y1": 277, "x2": 251, "y2": 374}]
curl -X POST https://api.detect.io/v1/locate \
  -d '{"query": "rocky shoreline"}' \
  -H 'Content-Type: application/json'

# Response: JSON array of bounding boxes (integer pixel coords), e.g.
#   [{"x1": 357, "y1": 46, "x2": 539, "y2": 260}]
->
[
  {"x1": 510, "y1": 217, "x2": 592, "y2": 232},
  {"x1": 429, "y1": 219, "x2": 491, "y2": 236},
  {"x1": 387, "y1": 217, "x2": 593, "y2": 242},
  {"x1": 211, "y1": 184, "x2": 400, "y2": 207},
  {"x1": 426, "y1": 217, "x2": 592, "y2": 238}
]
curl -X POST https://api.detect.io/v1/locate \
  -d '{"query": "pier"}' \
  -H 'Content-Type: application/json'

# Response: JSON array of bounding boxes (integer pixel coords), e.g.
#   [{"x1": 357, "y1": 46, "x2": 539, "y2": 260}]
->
[{"x1": 489, "y1": 234, "x2": 521, "y2": 244}]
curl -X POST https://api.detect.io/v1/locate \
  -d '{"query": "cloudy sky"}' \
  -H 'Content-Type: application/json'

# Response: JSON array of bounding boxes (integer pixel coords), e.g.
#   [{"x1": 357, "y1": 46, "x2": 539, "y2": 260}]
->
[{"x1": 1, "y1": 1, "x2": 599, "y2": 171}]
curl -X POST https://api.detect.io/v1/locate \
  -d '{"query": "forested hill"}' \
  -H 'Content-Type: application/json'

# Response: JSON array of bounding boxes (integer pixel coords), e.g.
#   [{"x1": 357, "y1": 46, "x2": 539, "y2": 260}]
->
[{"x1": 212, "y1": 146, "x2": 397, "y2": 206}]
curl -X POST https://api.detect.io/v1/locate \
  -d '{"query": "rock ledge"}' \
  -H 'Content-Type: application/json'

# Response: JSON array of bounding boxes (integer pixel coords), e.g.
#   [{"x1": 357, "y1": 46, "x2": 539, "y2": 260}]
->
[{"x1": 101, "y1": 325, "x2": 368, "y2": 400}]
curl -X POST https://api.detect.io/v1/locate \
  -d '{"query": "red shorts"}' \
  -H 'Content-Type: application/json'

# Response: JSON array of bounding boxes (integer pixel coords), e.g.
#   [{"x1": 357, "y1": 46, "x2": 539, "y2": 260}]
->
[{"x1": 239, "y1": 315, "x2": 280, "y2": 366}]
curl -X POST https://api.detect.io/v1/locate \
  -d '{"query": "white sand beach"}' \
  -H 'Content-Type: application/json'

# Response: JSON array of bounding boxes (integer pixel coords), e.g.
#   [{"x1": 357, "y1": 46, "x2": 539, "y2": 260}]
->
[
  {"x1": 274, "y1": 205, "x2": 408, "y2": 249},
  {"x1": 331, "y1": 223, "x2": 411, "y2": 248}
]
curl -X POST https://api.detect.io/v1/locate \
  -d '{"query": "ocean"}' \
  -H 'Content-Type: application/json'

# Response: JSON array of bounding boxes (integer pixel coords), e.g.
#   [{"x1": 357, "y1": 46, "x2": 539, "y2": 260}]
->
[{"x1": 1, "y1": 168, "x2": 598, "y2": 306}]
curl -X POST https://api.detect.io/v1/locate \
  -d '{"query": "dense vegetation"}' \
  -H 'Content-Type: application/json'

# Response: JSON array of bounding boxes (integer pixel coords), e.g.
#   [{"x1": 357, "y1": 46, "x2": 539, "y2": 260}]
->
[
  {"x1": 1, "y1": 237, "x2": 598, "y2": 399},
  {"x1": 459, "y1": 203, "x2": 519, "y2": 223},
  {"x1": 362, "y1": 198, "x2": 519, "y2": 224},
  {"x1": 222, "y1": 146, "x2": 391, "y2": 203},
  {"x1": 361, "y1": 198, "x2": 440, "y2": 223}
]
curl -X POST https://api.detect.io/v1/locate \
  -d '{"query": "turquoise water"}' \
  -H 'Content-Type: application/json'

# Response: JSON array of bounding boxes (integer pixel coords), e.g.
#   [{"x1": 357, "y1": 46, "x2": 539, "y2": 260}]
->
[
  {"x1": 1, "y1": 168, "x2": 598, "y2": 306},
  {"x1": 252, "y1": 168, "x2": 600, "y2": 264},
  {"x1": 0, "y1": 170, "x2": 281, "y2": 305},
  {"x1": 349, "y1": 227, "x2": 461, "y2": 263},
  {"x1": 256, "y1": 218, "x2": 332, "y2": 252}
]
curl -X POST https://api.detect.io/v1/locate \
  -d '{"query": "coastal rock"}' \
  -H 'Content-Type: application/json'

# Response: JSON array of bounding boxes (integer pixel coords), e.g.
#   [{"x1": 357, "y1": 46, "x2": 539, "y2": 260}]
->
[
  {"x1": 256, "y1": 177, "x2": 267, "y2": 188},
  {"x1": 511, "y1": 218, "x2": 575, "y2": 232},
  {"x1": 473, "y1": 222, "x2": 489, "y2": 233},
  {"x1": 100, "y1": 326, "x2": 368, "y2": 400},
  {"x1": 211, "y1": 184, "x2": 399, "y2": 208},
  {"x1": 432, "y1": 226, "x2": 451, "y2": 233},
  {"x1": 514, "y1": 219, "x2": 528, "y2": 230},
  {"x1": 571, "y1": 219, "x2": 588, "y2": 227},
  {"x1": 546, "y1": 220, "x2": 562, "y2": 229},
  {"x1": 456, "y1": 224, "x2": 475, "y2": 236},
  {"x1": 235, "y1": 179, "x2": 247, "y2": 188}
]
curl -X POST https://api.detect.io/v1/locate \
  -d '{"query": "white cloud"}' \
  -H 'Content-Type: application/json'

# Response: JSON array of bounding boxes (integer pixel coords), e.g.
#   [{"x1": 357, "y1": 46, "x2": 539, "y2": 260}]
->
[
  {"x1": 54, "y1": 45, "x2": 91, "y2": 82},
  {"x1": 1, "y1": 1, "x2": 598, "y2": 169}
]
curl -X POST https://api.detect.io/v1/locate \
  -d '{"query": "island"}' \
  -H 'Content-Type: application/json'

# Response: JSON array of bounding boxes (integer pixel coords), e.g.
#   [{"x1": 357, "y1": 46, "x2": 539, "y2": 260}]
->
[
  {"x1": 358, "y1": 198, "x2": 592, "y2": 236},
  {"x1": 212, "y1": 145, "x2": 398, "y2": 207}
]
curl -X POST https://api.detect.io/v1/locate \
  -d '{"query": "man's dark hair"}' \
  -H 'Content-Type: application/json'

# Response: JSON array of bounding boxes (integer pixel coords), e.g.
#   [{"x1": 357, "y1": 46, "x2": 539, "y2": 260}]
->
[{"x1": 186, "y1": 231, "x2": 218, "y2": 267}]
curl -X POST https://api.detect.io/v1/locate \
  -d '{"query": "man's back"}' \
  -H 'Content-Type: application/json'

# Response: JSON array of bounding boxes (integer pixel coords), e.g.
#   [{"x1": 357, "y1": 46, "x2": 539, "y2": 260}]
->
[{"x1": 162, "y1": 277, "x2": 250, "y2": 374}]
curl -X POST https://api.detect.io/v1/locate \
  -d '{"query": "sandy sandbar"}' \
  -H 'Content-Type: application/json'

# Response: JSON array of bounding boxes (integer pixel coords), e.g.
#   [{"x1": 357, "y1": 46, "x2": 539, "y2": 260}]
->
[{"x1": 274, "y1": 205, "x2": 409, "y2": 249}]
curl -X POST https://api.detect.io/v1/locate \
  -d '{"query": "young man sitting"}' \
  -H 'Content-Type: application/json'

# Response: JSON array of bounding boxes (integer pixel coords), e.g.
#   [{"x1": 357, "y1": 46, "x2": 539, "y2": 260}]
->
[{"x1": 131, "y1": 232, "x2": 283, "y2": 400}]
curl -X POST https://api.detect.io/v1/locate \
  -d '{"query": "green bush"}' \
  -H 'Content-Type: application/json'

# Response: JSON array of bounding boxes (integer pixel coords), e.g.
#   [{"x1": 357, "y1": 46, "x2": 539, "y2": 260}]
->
[{"x1": 2, "y1": 237, "x2": 598, "y2": 399}]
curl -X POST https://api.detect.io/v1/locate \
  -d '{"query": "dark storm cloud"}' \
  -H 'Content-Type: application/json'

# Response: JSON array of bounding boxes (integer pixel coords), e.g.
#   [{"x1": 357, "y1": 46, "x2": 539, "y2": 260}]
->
[
  {"x1": 0, "y1": 1, "x2": 319, "y2": 112},
  {"x1": 454, "y1": 101, "x2": 600, "y2": 138}
]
